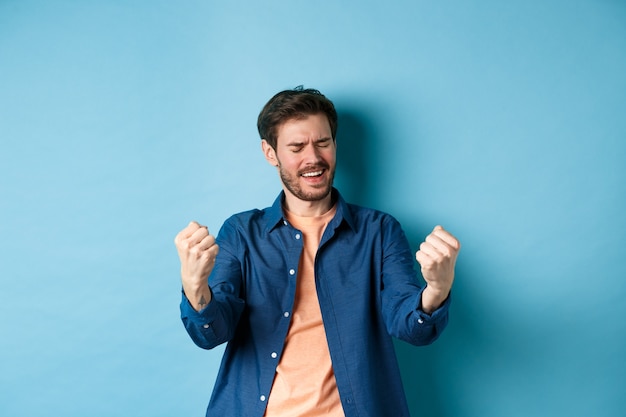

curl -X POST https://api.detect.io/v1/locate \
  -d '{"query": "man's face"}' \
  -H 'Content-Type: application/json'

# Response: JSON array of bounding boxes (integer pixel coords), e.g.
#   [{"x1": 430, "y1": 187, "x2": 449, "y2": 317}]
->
[{"x1": 266, "y1": 113, "x2": 336, "y2": 203}]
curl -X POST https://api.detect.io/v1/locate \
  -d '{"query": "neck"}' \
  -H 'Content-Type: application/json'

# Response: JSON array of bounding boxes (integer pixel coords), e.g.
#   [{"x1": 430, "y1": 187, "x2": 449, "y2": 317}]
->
[{"x1": 282, "y1": 191, "x2": 334, "y2": 217}]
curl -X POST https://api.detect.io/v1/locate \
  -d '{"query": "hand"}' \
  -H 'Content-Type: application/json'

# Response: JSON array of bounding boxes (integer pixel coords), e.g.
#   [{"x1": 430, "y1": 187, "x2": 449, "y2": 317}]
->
[
  {"x1": 415, "y1": 225, "x2": 460, "y2": 312},
  {"x1": 174, "y1": 221, "x2": 219, "y2": 310}
]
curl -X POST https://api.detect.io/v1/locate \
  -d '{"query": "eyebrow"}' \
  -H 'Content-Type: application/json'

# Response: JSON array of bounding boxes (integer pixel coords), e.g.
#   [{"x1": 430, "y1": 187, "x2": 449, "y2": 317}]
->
[{"x1": 286, "y1": 137, "x2": 332, "y2": 147}]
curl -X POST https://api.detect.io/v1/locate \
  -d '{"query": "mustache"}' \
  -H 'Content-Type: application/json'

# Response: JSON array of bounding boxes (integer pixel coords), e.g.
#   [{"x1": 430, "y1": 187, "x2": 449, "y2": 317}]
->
[{"x1": 298, "y1": 163, "x2": 330, "y2": 175}]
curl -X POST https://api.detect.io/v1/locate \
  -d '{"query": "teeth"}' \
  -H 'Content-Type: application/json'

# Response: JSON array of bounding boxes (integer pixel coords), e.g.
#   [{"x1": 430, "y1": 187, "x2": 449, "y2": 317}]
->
[{"x1": 302, "y1": 170, "x2": 323, "y2": 177}]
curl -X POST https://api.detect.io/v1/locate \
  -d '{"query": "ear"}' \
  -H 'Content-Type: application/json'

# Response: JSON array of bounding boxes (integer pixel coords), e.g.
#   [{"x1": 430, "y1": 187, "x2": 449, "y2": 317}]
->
[{"x1": 261, "y1": 139, "x2": 278, "y2": 167}]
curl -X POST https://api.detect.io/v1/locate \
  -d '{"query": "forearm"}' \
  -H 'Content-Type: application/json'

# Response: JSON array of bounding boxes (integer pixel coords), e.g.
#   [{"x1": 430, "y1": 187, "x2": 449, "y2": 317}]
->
[
  {"x1": 180, "y1": 290, "x2": 221, "y2": 350},
  {"x1": 382, "y1": 286, "x2": 450, "y2": 346},
  {"x1": 420, "y1": 286, "x2": 449, "y2": 314},
  {"x1": 180, "y1": 285, "x2": 246, "y2": 350},
  {"x1": 182, "y1": 280, "x2": 212, "y2": 311}
]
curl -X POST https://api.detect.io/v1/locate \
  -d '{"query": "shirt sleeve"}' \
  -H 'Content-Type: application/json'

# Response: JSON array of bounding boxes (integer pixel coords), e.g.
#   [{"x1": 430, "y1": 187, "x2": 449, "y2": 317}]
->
[
  {"x1": 380, "y1": 216, "x2": 450, "y2": 346},
  {"x1": 413, "y1": 286, "x2": 450, "y2": 339},
  {"x1": 180, "y1": 219, "x2": 246, "y2": 350}
]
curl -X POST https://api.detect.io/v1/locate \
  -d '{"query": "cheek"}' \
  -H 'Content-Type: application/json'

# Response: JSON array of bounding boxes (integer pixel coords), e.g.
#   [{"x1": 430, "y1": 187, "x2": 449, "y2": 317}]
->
[
  {"x1": 322, "y1": 149, "x2": 337, "y2": 164},
  {"x1": 276, "y1": 153, "x2": 299, "y2": 169}
]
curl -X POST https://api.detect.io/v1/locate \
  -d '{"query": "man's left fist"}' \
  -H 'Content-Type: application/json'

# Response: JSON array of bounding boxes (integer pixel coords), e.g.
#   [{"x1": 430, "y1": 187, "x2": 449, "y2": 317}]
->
[{"x1": 415, "y1": 225, "x2": 461, "y2": 298}]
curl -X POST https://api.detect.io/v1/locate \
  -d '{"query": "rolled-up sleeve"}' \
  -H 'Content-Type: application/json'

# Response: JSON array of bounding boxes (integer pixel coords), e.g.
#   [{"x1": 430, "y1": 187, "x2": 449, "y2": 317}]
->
[
  {"x1": 380, "y1": 216, "x2": 450, "y2": 346},
  {"x1": 180, "y1": 220, "x2": 246, "y2": 350}
]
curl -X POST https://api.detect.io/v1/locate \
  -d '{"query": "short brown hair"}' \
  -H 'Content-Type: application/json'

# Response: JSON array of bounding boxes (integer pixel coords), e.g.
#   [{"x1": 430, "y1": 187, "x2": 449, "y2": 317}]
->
[{"x1": 257, "y1": 86, "x2": 338, "y2": 149}]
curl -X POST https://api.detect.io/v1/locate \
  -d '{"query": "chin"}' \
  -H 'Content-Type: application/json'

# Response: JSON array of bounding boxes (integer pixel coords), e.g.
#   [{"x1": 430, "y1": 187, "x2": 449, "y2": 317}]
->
[
  {"x1": 304, "y1": 184, "x2": 333, "y2": 201},
  {"x1": 288, "y1": 183, "x2": 332, "y2": 202}
]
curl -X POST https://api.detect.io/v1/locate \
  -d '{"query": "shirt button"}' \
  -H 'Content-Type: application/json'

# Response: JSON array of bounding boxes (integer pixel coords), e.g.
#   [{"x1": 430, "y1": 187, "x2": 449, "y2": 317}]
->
[
  {"x1": 271, "y1": 352, "x2": 277, "y2": 358},
  {"x1": 283, "y1": 312, "x2": 290, "y2": 318},
  {"x1": 417, "y1": 318, "x2": 424, "y2": 324},
  {"x1": 289, "y1": 269, "x2": 295, "y2": 275},
  {"x1": 283, "y1": 220, "x2": 288, "y2": 226},
  {"x1": 260, "y1": 395, "x2": 266, "y2": 402},
  {"x1": 295, "y1": 233, "x2": 301, "y2": 239},
  {"x1": 203, "y1": 324, "x2": 210, "y2": 329}
]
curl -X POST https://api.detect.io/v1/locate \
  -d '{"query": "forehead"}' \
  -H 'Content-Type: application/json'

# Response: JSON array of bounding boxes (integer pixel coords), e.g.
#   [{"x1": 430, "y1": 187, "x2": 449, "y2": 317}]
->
[{"x1": 276, "y1": 113, "x2": 332, "y2": 145}]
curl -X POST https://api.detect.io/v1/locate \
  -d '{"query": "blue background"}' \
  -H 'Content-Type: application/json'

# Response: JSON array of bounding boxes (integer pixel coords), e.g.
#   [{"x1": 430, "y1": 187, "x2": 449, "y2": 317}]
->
[{"x1": 1, "y1": 1, "x2": 624, "y2": 416}]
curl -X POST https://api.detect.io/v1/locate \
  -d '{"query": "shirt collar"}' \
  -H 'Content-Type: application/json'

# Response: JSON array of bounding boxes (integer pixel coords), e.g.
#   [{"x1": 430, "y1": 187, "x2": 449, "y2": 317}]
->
[{"x1": 265, "y1": 188, "x2": 356, "y2": 233}]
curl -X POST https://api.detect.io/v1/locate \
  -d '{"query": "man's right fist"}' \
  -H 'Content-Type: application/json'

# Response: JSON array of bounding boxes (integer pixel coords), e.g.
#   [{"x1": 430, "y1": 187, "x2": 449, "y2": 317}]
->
[{"x1": 174, "y1": 221, "x2": 220, "y2": 289}]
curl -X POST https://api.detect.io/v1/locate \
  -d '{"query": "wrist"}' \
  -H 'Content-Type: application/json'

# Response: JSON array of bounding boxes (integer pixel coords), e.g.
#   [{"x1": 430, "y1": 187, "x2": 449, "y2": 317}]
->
[
  {"x1": 421, "y1": 286, "x2": 449, "y2": 314},
  {"x1": 182, "y1": 280, "x2": 212, "y2": 311}
]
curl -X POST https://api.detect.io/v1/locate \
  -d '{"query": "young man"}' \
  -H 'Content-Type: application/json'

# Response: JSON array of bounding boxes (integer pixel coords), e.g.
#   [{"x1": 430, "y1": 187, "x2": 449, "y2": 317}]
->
[{"x1": 174, "y1": 87, "x2": 460, "y2": 416}]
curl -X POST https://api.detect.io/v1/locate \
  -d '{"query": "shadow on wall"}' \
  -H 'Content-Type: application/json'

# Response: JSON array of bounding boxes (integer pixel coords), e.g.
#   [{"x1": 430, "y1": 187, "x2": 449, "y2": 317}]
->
[
  {"x1": 334, "y1": 109, "x2": 379, "y2": 207},
  {"x1": 335, "y1": 106, "x2": 476, "y2": 417}
]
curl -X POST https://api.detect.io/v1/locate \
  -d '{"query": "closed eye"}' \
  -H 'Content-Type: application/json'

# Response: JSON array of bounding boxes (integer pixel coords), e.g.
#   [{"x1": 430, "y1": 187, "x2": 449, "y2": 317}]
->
[
  {"x1": 315, "y1": 138, "x2": 332, "y2": 147},
  {"x1": 289, "y1": 145, "x2": 304, "y2": 153}
]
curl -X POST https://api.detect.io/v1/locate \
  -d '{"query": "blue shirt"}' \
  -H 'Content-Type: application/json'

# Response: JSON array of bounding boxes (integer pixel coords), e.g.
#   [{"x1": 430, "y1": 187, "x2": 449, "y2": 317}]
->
[{"x1": 180, "y1": 189, "x2": 450, "y2": 417}]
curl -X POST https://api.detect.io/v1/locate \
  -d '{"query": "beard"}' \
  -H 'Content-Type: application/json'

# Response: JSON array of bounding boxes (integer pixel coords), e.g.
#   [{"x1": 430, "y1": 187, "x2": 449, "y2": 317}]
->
[{"x1": 277, "y1": 161, "x2": 335, "y2": 202}]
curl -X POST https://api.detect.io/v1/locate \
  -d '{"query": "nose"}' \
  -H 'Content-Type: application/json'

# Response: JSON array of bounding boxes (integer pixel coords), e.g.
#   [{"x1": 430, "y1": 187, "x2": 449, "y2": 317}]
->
[{"x1": 302, "y1": 144, "x2": 323, "y2": 163}]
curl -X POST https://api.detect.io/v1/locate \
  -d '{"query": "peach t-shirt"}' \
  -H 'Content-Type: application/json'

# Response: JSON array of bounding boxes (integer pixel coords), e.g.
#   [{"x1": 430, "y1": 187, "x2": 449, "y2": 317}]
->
[{"x1": 264, "y1": 205, "x2": 344, "y2": 417}]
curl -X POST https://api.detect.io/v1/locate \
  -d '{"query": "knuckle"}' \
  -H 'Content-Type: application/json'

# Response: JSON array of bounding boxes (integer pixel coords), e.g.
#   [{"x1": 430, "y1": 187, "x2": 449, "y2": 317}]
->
[{"x1": 189, "y1": 244, "x2": 202, "y2": 256}]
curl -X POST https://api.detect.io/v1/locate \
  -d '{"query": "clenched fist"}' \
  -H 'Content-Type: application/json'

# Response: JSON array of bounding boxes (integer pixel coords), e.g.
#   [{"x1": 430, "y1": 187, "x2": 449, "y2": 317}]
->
[
  {"x1": 415, "y1": 225, "x2": 460, "y2": 313},
  {"x1": 174, "y1": 221, "x2": 219, "y2": 311}
]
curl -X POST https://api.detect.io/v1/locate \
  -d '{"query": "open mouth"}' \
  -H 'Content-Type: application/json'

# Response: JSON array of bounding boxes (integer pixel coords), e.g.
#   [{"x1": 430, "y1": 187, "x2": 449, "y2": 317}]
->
[{"x1": 301, "y1": 170, "x2": 324, "y2": 178}]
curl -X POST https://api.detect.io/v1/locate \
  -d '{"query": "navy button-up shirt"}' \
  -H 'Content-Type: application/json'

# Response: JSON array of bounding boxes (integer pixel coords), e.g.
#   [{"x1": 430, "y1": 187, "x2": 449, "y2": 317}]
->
[{"x1": 181, "y1": 189, "x2": 450, "y2": 417}]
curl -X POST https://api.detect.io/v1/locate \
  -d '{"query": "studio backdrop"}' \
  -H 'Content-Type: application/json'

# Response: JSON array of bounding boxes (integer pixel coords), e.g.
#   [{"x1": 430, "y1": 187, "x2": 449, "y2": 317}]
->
[{"x1": 1, "y1": 1, "x2": 624, "y2": 416}]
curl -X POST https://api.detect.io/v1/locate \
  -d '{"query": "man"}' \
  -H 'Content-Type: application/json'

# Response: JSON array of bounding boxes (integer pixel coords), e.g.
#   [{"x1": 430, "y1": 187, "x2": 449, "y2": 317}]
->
[{"x1": 174, "y1": 87, "x2": 460, "y2": 416}]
